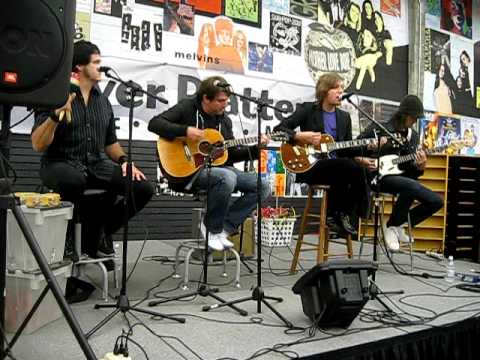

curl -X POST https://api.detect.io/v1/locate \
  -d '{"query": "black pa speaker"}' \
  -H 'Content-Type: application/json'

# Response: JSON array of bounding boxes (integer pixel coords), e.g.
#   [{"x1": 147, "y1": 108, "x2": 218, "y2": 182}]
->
[
  {"x1": 0, "y1": 0, "x2": 76, "y2": 108},
  {"x1": 292, "y1": 260, "x2": 377, "y2": 328}
]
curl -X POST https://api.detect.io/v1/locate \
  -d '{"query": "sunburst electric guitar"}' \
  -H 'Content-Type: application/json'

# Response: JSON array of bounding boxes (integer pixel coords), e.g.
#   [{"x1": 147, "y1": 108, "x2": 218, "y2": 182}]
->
[
  {"x1": 157, "y1": 128, "x2": 288, "y2": 182},
  {"x1": 280, "y1": 134, "x2": 376, "y2": 173}
]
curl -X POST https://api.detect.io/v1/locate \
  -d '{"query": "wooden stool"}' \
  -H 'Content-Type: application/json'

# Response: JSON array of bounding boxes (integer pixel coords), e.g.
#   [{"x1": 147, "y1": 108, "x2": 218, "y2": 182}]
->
[{"x1": 290, "y1": 185, "x2": 353, "y2": 273}]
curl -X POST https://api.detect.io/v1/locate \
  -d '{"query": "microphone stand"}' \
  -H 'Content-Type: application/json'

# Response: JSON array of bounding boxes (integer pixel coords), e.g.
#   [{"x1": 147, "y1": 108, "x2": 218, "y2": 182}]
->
[
  {"x1": 86, "y1": 69, "x2": 185, "y2": 339},
  {"x1": 345, "y1": 97, "x2": 404, "y2": 311},
  {"x1": 147, "y1": 148, "x2": 248, "y2": 316},
  {"x1": 202, "y1": 87, "x2": 293, "y2": 328}
]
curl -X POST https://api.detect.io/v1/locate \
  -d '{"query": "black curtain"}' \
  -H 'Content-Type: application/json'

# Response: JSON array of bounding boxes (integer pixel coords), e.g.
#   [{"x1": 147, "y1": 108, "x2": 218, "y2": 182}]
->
[{"x1": 303, "y1": 317, "x2": 480, "y2": 360}]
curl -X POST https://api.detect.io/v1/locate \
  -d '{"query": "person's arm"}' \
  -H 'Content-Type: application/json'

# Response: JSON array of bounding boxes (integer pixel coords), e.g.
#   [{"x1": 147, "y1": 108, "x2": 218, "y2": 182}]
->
[
  {"x1": 148, "y1": 100, "x2": 190, "y2": 139},
  {"x1": 31, "y1": 93, "x2": 76, "y2": 152}
]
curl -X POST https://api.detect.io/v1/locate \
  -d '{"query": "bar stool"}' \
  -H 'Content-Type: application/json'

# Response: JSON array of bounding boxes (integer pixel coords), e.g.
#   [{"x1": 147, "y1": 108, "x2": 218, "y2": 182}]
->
[
  {"x1": 172, "y1": 206, "x2": 241, "y2": 289},
  {"x1": 290, "y1": 184, "x2": 353, "y2": 273},
  {"x1": 358, "y1": 193, "x2": 414, "y2": 271},
  {"x1": 71, "y1": 189, "x2": 120, "y2": 300}
]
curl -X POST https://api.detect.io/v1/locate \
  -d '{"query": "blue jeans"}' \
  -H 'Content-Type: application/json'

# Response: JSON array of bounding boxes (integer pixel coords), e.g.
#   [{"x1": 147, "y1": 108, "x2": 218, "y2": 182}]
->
[
  {"x1": 193, "y1": 166, "x2": 271, "y2": 234},
  {"x1": 378, "y1": 175, "x2": 444, "y2": 227}
]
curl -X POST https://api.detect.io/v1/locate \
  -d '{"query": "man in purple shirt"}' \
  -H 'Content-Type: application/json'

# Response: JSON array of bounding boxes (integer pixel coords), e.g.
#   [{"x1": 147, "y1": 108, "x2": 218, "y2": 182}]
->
[{"x1": 274, "y1": 73, "x2": 372, "y2": 235}]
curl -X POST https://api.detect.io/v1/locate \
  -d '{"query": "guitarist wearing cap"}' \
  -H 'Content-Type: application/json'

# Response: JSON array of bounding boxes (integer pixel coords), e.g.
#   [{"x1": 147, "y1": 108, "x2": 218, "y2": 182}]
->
[
  {"x1": 356, "y1": 95, "x2": 444, "y2": 251},
  {"x1": 274, "y1": 73, "x2": 373, "y2": 236},
  {"x1": 148, "y1": 76, "x2": 271, "y2": 251}
]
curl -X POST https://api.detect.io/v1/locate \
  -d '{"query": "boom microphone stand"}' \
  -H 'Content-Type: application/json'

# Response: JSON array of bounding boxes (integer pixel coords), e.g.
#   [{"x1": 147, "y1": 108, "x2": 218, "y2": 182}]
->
[
  {"x1": 202, "y1": 87, "x2": 293, "y2": 328},
  {"x1": 147, "y1": 149, "x2": 248, "y2": 316},
  {"x1": 0, "y1": 106, "x2": 96, "y2": 359},
  {"x1": 86, "y1": 68, "x2": 185, "y2": 339},
  {"x1": 344, "y1": 96, "x2": 404, "y2": 310}
]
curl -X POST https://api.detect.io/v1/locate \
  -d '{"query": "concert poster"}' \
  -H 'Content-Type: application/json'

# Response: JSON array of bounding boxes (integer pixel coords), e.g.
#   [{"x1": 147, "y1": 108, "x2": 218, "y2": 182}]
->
[
  {"x1": 269, "y1": 12, "x2": 302, "y2": 56},
  {"x1": 135, "y1": 0, "x2": 222, "y2": 16},
  {"x1": 460, "y1": 117, "x2": 480, "y2": 155},
  {"x1": 317, "y1": 0, "x2": 350, "y2": 26},
  {"x1": 290, "y1": 0, "x2": 318, "y2": 21},
  {"x1": 474, "y1": 41, "x2": 480, "y2": 109},
  {"x1": 94, "y1": 0, "x2": 125, "y2": 18},
  {"x1": 248, "y1": 42, "x2": 274, "y2": 73},
  {"x1": 426, "y1": 0, "x2": 441, "y2": 17},
  {"x1": 437, "y1": 115, "x2": 461, "y2": 151},
  {"x1": 224, "y1": 0, "x2": 262, "y2": 27},
  {"x1": 197, "y1": 17, "x2": 247, "y2": 74},
  {"x1": 424, "y1": 28, "x2": 450, "y2": 75},
  {"x1": 163, "y1": 2, "x2": 194, "y2": 35},
  {"x1": 419, "y1": 114, "x2": 439, "y2": 150},
  {"x1": 381, "y1": 0, "x2": 401, "y2": 17},
  {"x1": 307, "y1": 0, "x2": 409, "y2": 101},
  {"x1": 264, "y1": 0, "x2": 289, "y2": 15},
  {"x1": 440, "y1": 0, "x2": 472, "y2": 39}
]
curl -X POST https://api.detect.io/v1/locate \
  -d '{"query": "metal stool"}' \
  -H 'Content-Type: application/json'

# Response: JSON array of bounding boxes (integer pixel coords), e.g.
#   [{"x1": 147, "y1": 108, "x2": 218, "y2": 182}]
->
[
  {"x1": 172, "y1": 241, "x2": 241, "y2": 289},
  {"x1": 290, "y1": 184, "x2": 353, "y2": 273},
  {"x1": 358, "y1": 193, "x2": 414, "y2": 271},
  {"x1": 71, "y1": 189, "x2": 120, "y2": 300}
]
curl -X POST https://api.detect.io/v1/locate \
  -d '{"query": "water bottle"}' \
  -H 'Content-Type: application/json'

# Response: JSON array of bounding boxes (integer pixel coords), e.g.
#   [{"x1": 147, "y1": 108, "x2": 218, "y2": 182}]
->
[{"x1": 445, "y1": 255, "x2": 455, "y2": 283}]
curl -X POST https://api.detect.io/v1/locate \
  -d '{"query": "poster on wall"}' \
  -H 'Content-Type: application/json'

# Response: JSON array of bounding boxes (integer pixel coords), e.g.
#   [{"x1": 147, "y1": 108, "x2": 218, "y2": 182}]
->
[
  {"x1": 314, "y1": 0, "x2": 409, "y2": 101},
  {"x1": 265, "y1": 0, "x2": 289, "y2": 15},
  {"x1": 290, "y1": 0, "x2": 318, "y2": 21},
  {"x1": 224, "y1": 0, "x2": 262, "y2": 27},
  {"x1": 163, "y1": 2, "x2": 194, "y2": 35},
  {"x1": 381, "y1": 0, "x2": 401, "y2": 17},
  {"x1": 269, "y1": 12, "x2": 302, "y2": 56},
  {"x1": 135, "y1": 0, "x2": 222, "y2": 16},
  {"x1": 440, "y1": 0, "x2": 472, "y2": 39},
  {"x1": 94, "y1": 0, "x2": 125, "y2": 17}
]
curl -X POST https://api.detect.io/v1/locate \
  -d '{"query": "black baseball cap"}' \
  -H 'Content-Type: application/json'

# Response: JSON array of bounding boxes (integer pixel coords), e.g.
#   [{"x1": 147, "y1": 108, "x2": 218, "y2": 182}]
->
[{"x1": 398, "y1": 95, "x2": 424, "y2": 118}]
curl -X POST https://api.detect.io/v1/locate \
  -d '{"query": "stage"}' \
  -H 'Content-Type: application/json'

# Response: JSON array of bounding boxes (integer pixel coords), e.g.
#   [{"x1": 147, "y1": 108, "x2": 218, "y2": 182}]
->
[{"x1": 6, "y1": 237, "x2": 480, "y2": 360}]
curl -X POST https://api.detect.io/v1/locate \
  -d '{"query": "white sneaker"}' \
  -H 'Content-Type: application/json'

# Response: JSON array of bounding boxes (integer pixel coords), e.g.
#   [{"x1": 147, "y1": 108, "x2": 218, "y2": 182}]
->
[
  {"x1": 220, "y1": 231, "x2": 234, "y2": 248},
  {"x1": 207, "y1": 233, "x2": 225, "y2": 251},
  {"x1": 395, "y1": 226, "x2": 413, "y2": 243},
  {"x1": 200, "y1": 223, "x2": 226, "y2": 251},
  {"x1": 383, "y1": 227, "x2": 400, "y2": 251}
]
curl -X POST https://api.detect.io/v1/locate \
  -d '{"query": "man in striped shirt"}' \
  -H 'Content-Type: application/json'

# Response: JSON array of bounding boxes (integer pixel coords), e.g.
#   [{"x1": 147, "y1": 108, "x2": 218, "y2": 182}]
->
[{"x1": 31, "y1": 40, "x2": 153, "y2": 260}]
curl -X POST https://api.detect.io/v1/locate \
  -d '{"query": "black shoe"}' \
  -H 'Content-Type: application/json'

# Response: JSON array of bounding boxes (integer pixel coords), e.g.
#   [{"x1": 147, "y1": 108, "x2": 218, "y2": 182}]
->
[
  {"x1": 335, "y1": 213, "x2": 357, "y2": 236},
  {"x1": 96, "y1": 234, "x2": 115, "y2": 258}
]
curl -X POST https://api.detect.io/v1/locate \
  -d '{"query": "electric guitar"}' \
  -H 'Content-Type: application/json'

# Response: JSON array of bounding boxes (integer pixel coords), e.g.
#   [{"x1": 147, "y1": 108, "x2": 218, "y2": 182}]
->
[
  {"x1": 377, "y1": 139, "x2": 468, "y2": 179},
  {"x1": 280, "y1": 134, "x2": 376, "y2": 173},
  {"x1": 156, "y1": 128, "x2": 288, "y2": 181}
]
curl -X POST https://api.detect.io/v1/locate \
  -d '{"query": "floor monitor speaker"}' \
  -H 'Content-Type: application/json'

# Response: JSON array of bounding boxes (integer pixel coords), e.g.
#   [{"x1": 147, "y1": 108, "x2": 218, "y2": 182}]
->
[{"x1": 292, "y1": 259, "x2": 377, "y2": 328}]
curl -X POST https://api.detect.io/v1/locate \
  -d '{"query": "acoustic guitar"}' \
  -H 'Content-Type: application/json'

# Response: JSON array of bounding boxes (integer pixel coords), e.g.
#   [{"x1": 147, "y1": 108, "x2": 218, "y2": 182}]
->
[
  {"x1": 280, "y1": 134, "x2": 376, "y2": 173},
  {"x1": 157, "y1": 128, "x2": 287, "y2": 181}
]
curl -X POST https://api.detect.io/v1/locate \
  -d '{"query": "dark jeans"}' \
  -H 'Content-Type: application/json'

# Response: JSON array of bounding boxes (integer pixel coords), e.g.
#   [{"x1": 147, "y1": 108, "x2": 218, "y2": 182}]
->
[
  {"x1": 297, "y1": 158, "x2": 370, "y2": 217},
  {"x1": 40, "y1": 160, "x2": 154, "y2": 255},
  {"x1": 193, "y1": 166, "x2": 270, "y2": 234},
  {"x1": 379, "y1": 175, "x2": 444, "y2": 227}
]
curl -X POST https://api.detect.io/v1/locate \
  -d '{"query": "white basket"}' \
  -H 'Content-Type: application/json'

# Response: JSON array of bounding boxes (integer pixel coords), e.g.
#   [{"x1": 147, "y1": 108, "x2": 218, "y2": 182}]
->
[{"x1": 255, "y1": 217, "x2": 296, "y2": 247}]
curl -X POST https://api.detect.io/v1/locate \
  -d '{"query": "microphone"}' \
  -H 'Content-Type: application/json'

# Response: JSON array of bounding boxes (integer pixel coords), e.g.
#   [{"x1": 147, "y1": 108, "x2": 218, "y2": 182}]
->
[
  {"x1": 213, "y1": 80, "x2": 231, "y2": 88},
  {"x1": 341, "y1": 92, "x2": 355, "y2": 101},
  {"x1": 98, "y1": 66, "x2": 112, "y2": 73}
]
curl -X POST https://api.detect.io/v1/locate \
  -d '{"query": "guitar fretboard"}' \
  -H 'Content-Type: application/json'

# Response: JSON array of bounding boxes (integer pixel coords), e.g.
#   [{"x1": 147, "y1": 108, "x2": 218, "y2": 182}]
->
[
  {"x1": 392, "y1": 146, "x2": 448, "y2": 165},
  {"x1": 326, "y1": 138, "x2": 375, "y2": 151},
  {"x1": 224, "y1": 136, "x2": 257, "y2": 148}
]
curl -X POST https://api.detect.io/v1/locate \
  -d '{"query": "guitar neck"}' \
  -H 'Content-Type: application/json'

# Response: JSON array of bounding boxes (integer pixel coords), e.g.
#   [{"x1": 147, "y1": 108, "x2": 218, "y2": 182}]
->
[
  {"x1": 326, "y1": 138, "x2": 374, "y2": 152},
  {"x1": 224, "y1": 136, "x2": 258, "y2": 148},
  {"x1": 393, "y1": 146, "x2": 446, "y2": 165}
]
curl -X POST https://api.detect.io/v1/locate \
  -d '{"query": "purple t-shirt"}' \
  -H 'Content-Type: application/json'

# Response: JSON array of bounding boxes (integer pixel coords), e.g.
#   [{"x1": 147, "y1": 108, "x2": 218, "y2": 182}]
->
[{"x1": 323, "y1": 110, "x2": 337, "y2": 139}]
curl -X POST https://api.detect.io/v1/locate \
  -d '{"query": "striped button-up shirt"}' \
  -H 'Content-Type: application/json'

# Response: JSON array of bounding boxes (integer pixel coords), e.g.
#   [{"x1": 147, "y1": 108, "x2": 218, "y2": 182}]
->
[{"x1": 33, "y1": 86, "x2": 118, "y2": 174}]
